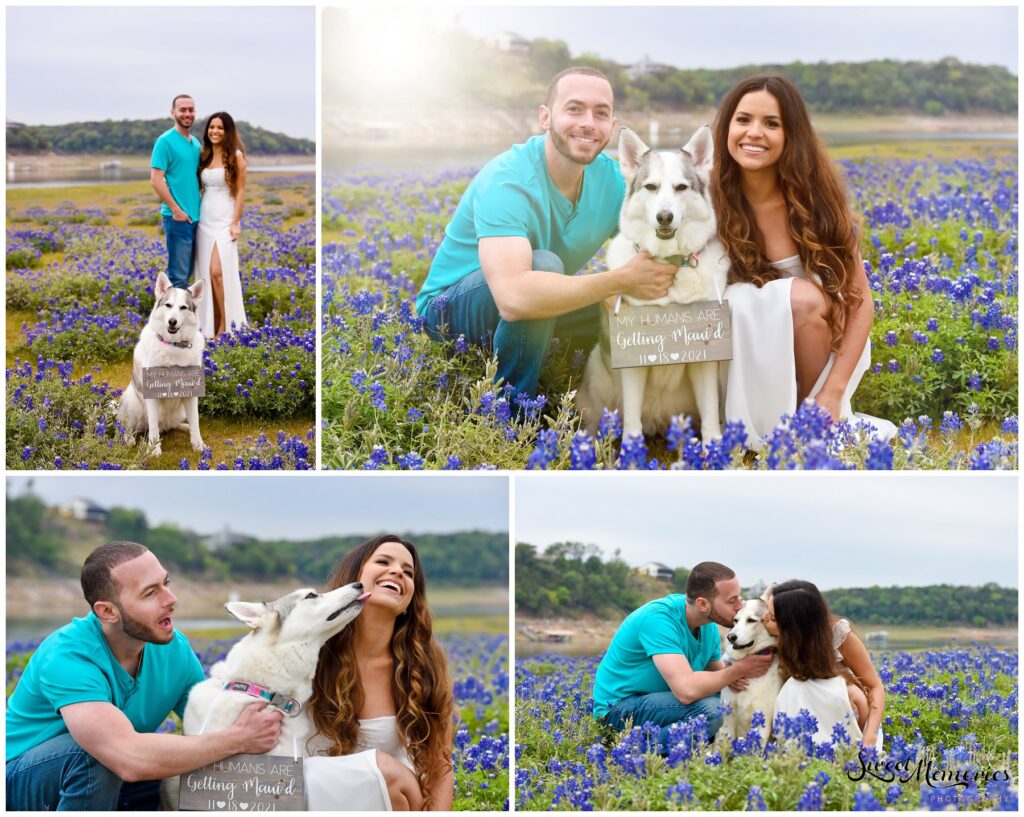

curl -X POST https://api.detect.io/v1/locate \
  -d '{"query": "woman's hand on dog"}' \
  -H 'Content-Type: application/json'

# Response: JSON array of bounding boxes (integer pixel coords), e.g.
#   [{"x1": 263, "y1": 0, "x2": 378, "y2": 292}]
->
[
  {"x1": 231, "y1": 701, "x2": 284, "y2": 754},
  {"x1": 728, "y1": 678, "x2": 750, "y2": 692}
]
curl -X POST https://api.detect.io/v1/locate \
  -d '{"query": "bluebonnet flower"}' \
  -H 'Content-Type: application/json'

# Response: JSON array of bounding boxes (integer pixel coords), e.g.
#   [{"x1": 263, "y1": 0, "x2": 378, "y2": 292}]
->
[
  {"x1": 931, "y1": 348, "x2": 944, "y2": 364},
  {"x1": 796, "y1": 782, "x2": 823, "y2": 811},
  {"x1": 746, "y1": 785, "x2": 767, "y2": 811},
  {"x1": 569, "y1": 431, "x2": 597, "y2": 470}
]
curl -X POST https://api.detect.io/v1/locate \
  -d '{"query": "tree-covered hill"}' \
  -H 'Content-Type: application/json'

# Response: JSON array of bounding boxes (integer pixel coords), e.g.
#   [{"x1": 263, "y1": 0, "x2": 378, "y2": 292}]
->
[
  {"x1": 6, "y1": 493, "x2": 506, "y2": 586},
  {"x1": 515, "y1": 542, "x2": 1017, "y2": 626},
  {"x1": 6, "y1": 119, "x2": 314, "y2": 156}
]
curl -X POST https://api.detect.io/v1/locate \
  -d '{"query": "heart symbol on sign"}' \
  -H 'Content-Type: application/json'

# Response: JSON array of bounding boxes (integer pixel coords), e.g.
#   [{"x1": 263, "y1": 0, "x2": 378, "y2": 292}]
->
[
  {"x1": 240, "y1": 804, "x2": 250, "y2": 811},
  {"x1": 647, "y1": 354, "x2": 657, "y2": 363},
  {"x1": 216, "y1": 802, "x2": 226, "y2": 809},
  {"x1": 670, "y1": 353, "x2": 679, "y2": 361}
]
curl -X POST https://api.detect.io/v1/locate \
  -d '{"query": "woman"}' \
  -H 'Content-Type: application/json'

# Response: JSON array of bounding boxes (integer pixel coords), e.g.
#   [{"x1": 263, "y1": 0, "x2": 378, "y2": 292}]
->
[
  {"x1": 195, "y1": 111, "x2": 248, "y2": 339},
  {"x1": 711, "y1": 75, "x2": 895, "y2": 443},
  {"x1": 306, "y1": 535, "x2": 454, "y2": 810},
  {"x1": 763, "y1": 580, "x2": 884, "y2": 749}
]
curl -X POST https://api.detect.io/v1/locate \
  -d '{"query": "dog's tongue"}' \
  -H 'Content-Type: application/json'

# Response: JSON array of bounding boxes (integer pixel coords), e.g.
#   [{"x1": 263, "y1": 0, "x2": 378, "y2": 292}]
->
[{"x1": 358, "y1": 592, "x2": 371, "y2": 601}]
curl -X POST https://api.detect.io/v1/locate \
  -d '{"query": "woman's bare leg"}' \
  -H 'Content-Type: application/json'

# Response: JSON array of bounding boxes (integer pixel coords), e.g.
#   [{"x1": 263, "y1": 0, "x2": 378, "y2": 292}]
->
[
  {"x1": 847, "y1": 683, "x2": 869, "y2": 730},
  {"x1": 376, "y1": 750, "x2": 424, "y2": 811},
  {"x1": 791, "y1": 278, "x2": 831, "y2": 402},
  {"x1": 209, "y1": 241, "x2": 226, "y2": 337}
]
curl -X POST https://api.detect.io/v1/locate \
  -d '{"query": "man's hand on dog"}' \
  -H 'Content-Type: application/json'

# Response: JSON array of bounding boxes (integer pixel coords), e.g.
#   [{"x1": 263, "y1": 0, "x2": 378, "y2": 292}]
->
[
  {"x1": 619, "y1": 251, "x2": 678, "y2": 301},
  {"x1": 731, "y1": 653, "x2": 775, "y2": 682},
  {"x1": 231, "y1": 701, "x2": 284, "y2": 754}
]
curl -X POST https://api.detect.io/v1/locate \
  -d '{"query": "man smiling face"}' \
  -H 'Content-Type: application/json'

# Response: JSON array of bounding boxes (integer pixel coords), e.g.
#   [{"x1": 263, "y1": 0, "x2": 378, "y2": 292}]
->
[{"x1": 540, "y1": 72, "x2": 617, "y2": 167}]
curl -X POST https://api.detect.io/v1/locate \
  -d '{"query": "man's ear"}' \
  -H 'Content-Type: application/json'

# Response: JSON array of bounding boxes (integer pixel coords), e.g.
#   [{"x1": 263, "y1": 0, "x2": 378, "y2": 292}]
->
[
  {"x1": 538, "y1": 103, "x2": 551, "y2": 133},
  {"x1": 93, "y1": 600, "x2": 119, "y2": 625}
]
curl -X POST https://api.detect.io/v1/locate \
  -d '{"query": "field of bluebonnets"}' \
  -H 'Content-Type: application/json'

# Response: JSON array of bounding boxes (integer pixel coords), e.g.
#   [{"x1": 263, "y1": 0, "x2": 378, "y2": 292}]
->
[
  {"x1": 321, "y1": 146, "x2": 1017, "y2": 470},
  {"x1": 6, "y1": 631, "x2": 509, "y2": 811},
  {"x1": 6, "y1": 174, "x2": 316, "y2": 470},
  {"x1": 516, "y1": 645, "x2": 1018, "y2": 811}
]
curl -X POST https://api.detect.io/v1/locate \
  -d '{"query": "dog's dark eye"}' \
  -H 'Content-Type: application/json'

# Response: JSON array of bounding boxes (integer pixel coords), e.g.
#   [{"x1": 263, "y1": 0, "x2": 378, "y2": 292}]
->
[
  {"x1": 643, "y1": 183, "x2": 658, "y2": 191},
  {"x1": 304, "y1": 592, "x2": 318, "y2": 599},
  {"x1": 675, "y1": 184, "x2": 689, "y2": 192}
]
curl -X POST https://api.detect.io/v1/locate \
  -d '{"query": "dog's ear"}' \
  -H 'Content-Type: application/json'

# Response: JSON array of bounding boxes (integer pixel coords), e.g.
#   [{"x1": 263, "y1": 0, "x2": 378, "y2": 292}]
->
[
  {"x1": 760, "y1": 583, "x2": 775, "y2": 603},
  {"x1": 682, "y1": 125, "x2": 714, "y2": 183},
  {"x1": 155, "y1": 272, "x2": 172, "y2": 299},
  {"x1": 189, "y1": 278, "x2": 206, "y2": 303},
  {"x1": 617, "y1": 127, "x2": 650, "y2": 183},
  {"x1": 225, "y1": 601, "x2": 271, "y2": 630}
]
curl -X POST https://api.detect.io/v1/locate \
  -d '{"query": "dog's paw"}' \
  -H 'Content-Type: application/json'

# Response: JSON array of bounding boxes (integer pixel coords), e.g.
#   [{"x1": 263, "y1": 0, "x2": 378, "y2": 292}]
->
[
  {"x1": 148, "y1": 441, "x2": 163, "y2": 457},
  {"x1": 191, "y1": 437, "x2": 206, "y2": 452}
]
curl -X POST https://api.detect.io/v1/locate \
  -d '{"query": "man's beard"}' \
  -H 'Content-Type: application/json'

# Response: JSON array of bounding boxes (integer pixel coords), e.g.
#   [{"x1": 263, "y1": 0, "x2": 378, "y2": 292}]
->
[
  {"x1": 549, "y1": 123, "x2": 605, "y2": 166},
  {"x1": 116, "y1": 603, "x2": 173, "y2": 644},
  {"x1": 174, "y1": 115, "x2": 193, "y2": 131},
  {"x1": 708, "y1": 606, "x2": 734, "y2": 628}
]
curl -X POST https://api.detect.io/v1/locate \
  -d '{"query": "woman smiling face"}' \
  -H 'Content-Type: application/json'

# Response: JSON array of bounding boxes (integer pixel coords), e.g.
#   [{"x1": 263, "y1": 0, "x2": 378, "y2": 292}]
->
[
  {"x1": 206, "y1": 117, "x2": 225, "y2": 145},
  {"x1": 727, "y1": 89, "x2": 785, "y2": 172},
  {"x1": 358, "y1": 540, "x2": 416, "y2": 615}
]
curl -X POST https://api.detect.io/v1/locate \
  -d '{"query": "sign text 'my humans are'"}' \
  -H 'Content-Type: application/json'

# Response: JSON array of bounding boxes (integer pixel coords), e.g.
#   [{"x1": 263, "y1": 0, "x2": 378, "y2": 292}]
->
[
  {"x1": 848, "y1": 749, "x2": 1012, "y2": 789},
  {"x1": 140, "y1": 365, "x2": 205, "y2": 399}
]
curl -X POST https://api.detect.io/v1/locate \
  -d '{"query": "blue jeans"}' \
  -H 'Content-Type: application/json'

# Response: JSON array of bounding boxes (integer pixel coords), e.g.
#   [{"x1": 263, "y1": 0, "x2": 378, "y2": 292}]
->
[
  {"x1": 423, "y1": 250, "x2": 601, "y2": 398},
  {"x1": 162, "y1": 215, "x2": 198, "y2": 289},
  {"x1": 5, "y1": 732, "x2": 160, "y2": 811},
  {"x1": 604, "y1": 691, "x2": 723, "y2": 749}
]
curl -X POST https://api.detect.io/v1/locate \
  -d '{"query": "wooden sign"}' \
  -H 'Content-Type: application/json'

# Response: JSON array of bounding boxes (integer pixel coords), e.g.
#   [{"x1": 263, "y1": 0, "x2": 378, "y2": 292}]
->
[
  {"x1": 179, "y1": 753, "x2": 303, "y2": 811},
  {"x1": 609, "y1": 300, "x2": 733, "y2": 369},
  {"x1": 140, "y1": 366, "x2": 205, "y2": 398}
]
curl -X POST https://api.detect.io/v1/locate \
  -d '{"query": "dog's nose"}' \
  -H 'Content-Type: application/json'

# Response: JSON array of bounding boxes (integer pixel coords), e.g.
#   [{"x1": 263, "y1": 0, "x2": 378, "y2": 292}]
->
[
  {"x1": 352, "y1": 582, "x2": 363, "y2": 591},
  {"x1": 656, "y1": 210, "x2": 674, "y2": 227},
  {"x1": 727, "y1": 633, "x2": 737, "y2": 643},
  {"x1": 168, "y1": 317, "x2": 177, "y2": 327}
]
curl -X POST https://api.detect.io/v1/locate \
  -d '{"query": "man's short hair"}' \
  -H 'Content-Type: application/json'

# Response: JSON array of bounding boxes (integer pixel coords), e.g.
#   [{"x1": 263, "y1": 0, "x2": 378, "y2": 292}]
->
[
  {"x1": 81, "y1": 541, "x2": 149, "y2": 607},
  {"x1": 545, "y1": 66, "x2": 612, "y2": 109},
  {"x1": 171, "y1": 94, "x2": 194, "y2": 109},
  {"x1": 685, "y1": 561, "x2": 736, "y2": 604}
]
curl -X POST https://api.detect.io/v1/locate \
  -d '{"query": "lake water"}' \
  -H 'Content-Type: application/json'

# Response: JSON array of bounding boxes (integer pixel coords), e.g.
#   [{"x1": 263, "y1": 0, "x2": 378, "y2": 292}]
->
[
  {"x1": 516, "y1": 629, "x2": 1018, "y2": 658},
  {"x1": 6, "y1": 163, "x2": 315, "y2": 189},
  {"x1": 323, "y1": 132, "x2": 1015, "y2": 175}
]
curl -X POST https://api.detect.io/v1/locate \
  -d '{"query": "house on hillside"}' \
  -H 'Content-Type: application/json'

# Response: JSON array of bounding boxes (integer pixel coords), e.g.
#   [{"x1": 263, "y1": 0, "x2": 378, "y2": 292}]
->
[
  {"x1": 626, "y1": 55, "x2": 673, "y2": 81},
  {"x1": 59, "y1": 498, "x2": 108, "y2": 523},
  {"x1": 203, "y1": 525, "x2": 256, "y2": 551},
  {"x1": 485, "y1": 31, "x2": 531, "y2": 54},
  {"x1": 639, "y1": 561, "x2": 674, "y2": 580}
]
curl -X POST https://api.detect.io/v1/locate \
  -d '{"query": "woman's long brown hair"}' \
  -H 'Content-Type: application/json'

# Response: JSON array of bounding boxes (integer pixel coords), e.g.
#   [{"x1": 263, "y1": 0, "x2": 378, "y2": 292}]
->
[
  {"x1": 308, "y1": 535, "x2": 453, "y2": 809},
  {"x1": 712, "y1": 74, "x2": 862, "y2": 351},
  {"x1": 198, "y1": 111, "x2": 245, "y2": 199},
  {"x1": 770, "y1": 579, "x2": 840, "y2": 681}
]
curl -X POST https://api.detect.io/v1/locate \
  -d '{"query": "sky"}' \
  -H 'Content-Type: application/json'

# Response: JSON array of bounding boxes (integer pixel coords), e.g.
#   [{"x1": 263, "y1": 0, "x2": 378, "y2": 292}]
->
[
  {"x1": 8, "y1": 475, "x2": 509, "y2": 540},
  {"x1": 515, "y1": 475, "x2": 1019, "y2": 589},
  {"x1": 328, "y1": 4, "x2": 1018, "y2": 79},
  {"x1": 5, "y1": 6, "x2": 316, "y2": 139},
  {"x1": 445, "y1": 5, "x2": 1018, "y2": 73}
]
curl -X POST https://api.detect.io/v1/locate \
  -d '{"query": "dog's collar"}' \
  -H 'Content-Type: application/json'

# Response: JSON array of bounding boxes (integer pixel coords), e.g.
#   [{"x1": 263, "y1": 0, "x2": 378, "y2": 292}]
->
[
  {"x1": 633, "y1": 241, "x2": 700, "y2": 268},
  {"x1": 224, "y1": 680, "x2": 302, "y2": 717},
  {"x1": 754, "y1": 646, "x2": 778, "y2": 656},
  {"x1": 156, "y1": 332, "x2": 193, "y2": 349}
]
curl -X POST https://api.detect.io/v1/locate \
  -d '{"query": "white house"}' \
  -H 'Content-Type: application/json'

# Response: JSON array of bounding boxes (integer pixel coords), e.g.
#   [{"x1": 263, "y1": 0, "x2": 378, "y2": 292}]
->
[
  {"x1": 59, "y1": 498, "x2": 108, "y2": 523},
  {"x1": 639, "y1": 561, "x2": 674, "y2": 580},
  {"x1": 485, "y1": 31, "x2": 531, "y2": 54}
]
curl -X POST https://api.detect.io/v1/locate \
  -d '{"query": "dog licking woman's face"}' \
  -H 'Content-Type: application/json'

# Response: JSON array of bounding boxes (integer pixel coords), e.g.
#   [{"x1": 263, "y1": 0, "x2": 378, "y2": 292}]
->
[{"x1": 358, "y1": 541, "x2": 416, "y2": 616}]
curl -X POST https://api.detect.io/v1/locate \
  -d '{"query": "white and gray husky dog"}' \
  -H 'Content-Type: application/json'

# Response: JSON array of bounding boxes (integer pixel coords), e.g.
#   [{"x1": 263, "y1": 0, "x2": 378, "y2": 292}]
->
[
  {"x1": 183, "y1": 584, "x2": 370, "y2": 755},
  {"x1": 719, "y1": 598, "x2": 783, "y2": 750},
  {"x1": 116, "y1": 272, "x2": 206, "y2": 456},
  {"x1": 577, "y1": 126, "x2": 730, "y2": 443}
]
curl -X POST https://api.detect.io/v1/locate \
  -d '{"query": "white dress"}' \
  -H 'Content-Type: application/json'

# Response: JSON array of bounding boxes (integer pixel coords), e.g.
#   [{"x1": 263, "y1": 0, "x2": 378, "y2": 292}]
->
[
  {"x1": 303, "y1": 717, "x2": 415, "y2": 811},
  {"x1": 721, "y1": 256, "x2": 896, "y2": 446},
  {"x1": 773, "y1": 619, "x2": 884, "y2": 750},
  {"x1": 195, "y1": 166, "x2": 247, "y2": 336}
]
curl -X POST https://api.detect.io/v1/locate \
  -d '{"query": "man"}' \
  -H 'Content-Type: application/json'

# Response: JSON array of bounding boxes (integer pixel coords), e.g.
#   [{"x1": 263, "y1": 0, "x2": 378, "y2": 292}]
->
[
  {"x1": 417, "y1": 67, "x2": 678, "y2": 399},
  {"x1": 6, "y1": 542, "x2": 282, "y2": 811},
  {"x1": 151, "y1": 94, "x2": 202, "y2": 289},
  {"x1": 593, "y1": 561, "x2": 773, "y2": 741}
]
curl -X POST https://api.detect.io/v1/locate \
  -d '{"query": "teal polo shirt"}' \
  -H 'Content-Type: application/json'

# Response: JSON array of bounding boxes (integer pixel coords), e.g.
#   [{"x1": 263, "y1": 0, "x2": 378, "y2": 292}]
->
[
  {"x1": 5, "y1": 613, "x2": 205, "y2": 762},
  {"x1": 416, "y1": 133, "x2": 625, "y2": 314},
  {"x1": 151, "y1": 127, "x2": 202, "y2": 221},
  {"x1": 592, "y1": 594, "x2": 722, "y2": 719}
]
